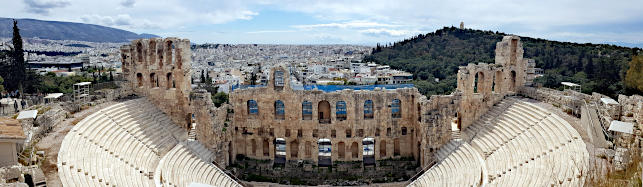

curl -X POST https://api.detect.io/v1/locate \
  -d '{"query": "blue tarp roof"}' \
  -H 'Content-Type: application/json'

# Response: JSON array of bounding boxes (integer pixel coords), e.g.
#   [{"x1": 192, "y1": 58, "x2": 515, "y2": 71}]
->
[{"x1": 231, "y1": 84, "x2": 414, "y2": 92}]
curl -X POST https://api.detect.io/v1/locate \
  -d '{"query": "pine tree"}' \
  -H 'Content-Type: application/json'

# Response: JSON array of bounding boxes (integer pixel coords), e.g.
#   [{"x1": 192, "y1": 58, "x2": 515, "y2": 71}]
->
[{"x1": 10, "y1": 20, "x2": 26, "y2": 94}]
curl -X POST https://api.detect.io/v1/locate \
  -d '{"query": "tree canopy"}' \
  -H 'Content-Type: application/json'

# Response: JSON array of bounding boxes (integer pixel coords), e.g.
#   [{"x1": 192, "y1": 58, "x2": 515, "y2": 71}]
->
[
  {"x1": 364, "y1": 27, "x2": 639, "y2": 98},
  {"x1": 625, "y1": 55, "x2": 643, "y2": 94}
]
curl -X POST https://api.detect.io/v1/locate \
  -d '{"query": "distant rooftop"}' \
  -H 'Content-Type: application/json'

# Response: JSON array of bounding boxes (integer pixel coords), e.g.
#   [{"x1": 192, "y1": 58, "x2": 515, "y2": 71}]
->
[{"x1": 0, "y1": 118, "x2": 26, "y2": 140}]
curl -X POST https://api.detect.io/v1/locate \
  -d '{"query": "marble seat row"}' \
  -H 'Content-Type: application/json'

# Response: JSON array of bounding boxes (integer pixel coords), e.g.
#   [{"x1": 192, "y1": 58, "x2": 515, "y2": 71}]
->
[
  {"x1": 156, "y1": 143, "x2": 242, "y2": 187},
  {"x1": 407, "y1": 98, "x2": 589, "y2": 187},
  {"x1": 408, "y1": 142, "x2": 483, "y2": 187},
  {"x1": 58, "y1": 99, "x2": 184, "y2": 186}
]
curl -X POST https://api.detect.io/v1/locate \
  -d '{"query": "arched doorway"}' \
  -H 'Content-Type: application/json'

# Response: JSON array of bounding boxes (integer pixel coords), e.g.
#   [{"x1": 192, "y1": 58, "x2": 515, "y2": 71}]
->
[
  {"x1": 510, "y1": 70, "x2": 517, "y2": 91},
  {"x1": 318, "y1": 100, "x2": 331, "y2": 123},
  {"x1": 338, "y1": 142, "x2": 346, "y2": 159},
  {"x1": 351, "y1": 142, "x2": 359, "y2": 159},
  {"x1": 263, "y1": 139, "x2": 270, "y2": 157},
  {"x1": 380, "y1": 140, "x2": 387, "y2": 158},
  {"x1": 394, "y1": 138, "x2": 400, "y2": 156},
  {"x1": 290, "y1": 140, "x2": 299, "y2": 159}
]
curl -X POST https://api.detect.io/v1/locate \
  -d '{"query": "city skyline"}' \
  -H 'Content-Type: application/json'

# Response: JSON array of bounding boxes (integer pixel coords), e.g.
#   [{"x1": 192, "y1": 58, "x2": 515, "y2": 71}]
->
[{"x1": 2, "y1": 0, "x2": 643, "y2": 46}]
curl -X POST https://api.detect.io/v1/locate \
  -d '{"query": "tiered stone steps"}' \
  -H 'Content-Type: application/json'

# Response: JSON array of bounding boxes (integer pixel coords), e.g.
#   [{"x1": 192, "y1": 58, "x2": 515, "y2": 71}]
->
[
  {"x1": 57, "y1": 98, "x2": 241, "y2": 187},
  {"x1": 156, "y1": 143, "x2": 242, "y2": 187},
  {"x1": 408, "y1": 142, "x2": 484, "y2": 187},
  {"x1": 408, "y1": 97, "x2": 589, "y2": 187}
]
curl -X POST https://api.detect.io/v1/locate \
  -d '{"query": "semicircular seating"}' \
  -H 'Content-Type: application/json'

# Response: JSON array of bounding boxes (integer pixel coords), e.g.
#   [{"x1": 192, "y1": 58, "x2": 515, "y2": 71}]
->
[
  {"x1": 58, "y1": 98, "x2": 242, "y2": 187},
  {"x1": 408, "y1": 97, "x2": 589, "y2": 187}
]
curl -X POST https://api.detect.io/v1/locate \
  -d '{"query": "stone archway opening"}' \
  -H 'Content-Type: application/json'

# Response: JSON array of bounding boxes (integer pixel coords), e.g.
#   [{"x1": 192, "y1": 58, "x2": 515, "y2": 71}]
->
[{"x1": 318, "y1": 100, "x2": 331, "y2": 124}]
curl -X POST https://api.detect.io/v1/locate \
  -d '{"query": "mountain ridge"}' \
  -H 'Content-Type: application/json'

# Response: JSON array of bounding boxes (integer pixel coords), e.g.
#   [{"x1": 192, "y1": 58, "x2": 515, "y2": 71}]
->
[{"x1": 0, "y1": 17, "x2": 159, "y2": 43}]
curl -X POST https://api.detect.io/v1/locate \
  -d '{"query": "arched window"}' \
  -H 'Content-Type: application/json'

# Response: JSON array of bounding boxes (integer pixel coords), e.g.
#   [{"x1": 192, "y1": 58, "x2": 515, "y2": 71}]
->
[
  {"x1": 136, "y1": 41, "x2": 143, "y2": 62},
  {"x1": 157, "y1": 41, "x2": 164, "y2": 68},
  {"x1": 149, "y1": 40, "x2": 157, "y2": 67},
  {"x1": 136, "y1": 73, "x2": 143, "y2": 87},
  {"x1": 247, "y1": 100, "x2": 258, "y2": 115},
  {"x1": 364, "y1": 100, "x2": 374, "y2": 119},
  {"x1": 150, "y1": 73, "x2": 157, "y2": 87},
  {"x1": 474, "y1": 73, "x2": 479, "y2": 93},
  {"x1": 165, "y1": 41, "x2": 173, "y2": 65},
  {"x1": 510, "y1": 70, "x2": 517, "y2": 91},
  {"x1": 391, "y1": 99, "x2": 401, "y2": 118},
  {"x1": 302, "y1": 101, "x2": 312, "y2": 120},
  {"x1": 318, "y1": 100, "x2": 330, "y2": 124},
  {"x1": 166, "y1": 73, "x2": 173, "y2": 89},
  {"x1": 275, "y1": 100, "x2": 285, "y2": 120},
  {"x1": 475, "y1": 72, "x2": 484, "y2": 93},
  {"x1": 336, "y1": 101, "x2": 347, "y2": 121}
]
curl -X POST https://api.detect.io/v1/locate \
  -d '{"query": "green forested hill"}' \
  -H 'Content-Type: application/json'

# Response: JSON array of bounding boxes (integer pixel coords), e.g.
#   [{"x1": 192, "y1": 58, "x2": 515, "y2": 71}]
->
[{"x1": 364, "y1": 27, "x2": 640, "y2": 98}]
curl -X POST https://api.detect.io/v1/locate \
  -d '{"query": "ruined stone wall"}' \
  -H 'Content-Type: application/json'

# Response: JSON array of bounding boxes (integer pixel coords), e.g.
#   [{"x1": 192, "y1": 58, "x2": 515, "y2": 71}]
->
[
  {"x1": 120, "y1": 38, "x2": 193, "y2": 129},
  {"x1": 191, "y1": 89, "x2": 234, "y2": 167},
  {"x1": 229, "y1": 66, "x2": 431, "y2": 165},
  {"x1": 618, "y1": 94, "x2": 643, "y2": 124},
  {"x1": 455, "y1": 36, "x2": 532, "y2": 130}
]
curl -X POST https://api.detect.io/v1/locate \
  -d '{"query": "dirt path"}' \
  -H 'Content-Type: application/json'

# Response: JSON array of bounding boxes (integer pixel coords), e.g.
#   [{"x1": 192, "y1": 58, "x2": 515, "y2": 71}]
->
[{"x1": 34, "y1": 101, "x2": 117, "y2": 187}]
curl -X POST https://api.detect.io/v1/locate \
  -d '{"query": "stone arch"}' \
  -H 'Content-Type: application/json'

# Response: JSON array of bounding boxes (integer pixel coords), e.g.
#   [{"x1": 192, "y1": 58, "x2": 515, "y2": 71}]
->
[
  {"x1": 364, "y1": 100, "x2": 374, "y2": 119},
  {"x1": 290, "y1": 140, "x2": 299, "y2": 158},
  {"x1": 336, "y1": 101, "x2": 347, "y2": 121},
  {"x1": 394, "y1": 138, "x2": 400, "y2": 156},
  {"x1": 379, "y1": 140, "x2": 387, "y2": 158},
  {"x1": 166, "y1": 73, "x2": 173, "y2": 89},
  {"x1": 157, "y1": 41, "x2": 164, "y2": 68},
  {"x1": 136, "y1": 41, "x2": 143, "y2": 62},
  {"x1": 391, "y1": 99, "x2": 401, "y2": 118},
  {"x1": 302, "y1": 101, "x2": 312, "y2": 120},
  {"x1": 274, "y1": 100, "x2": 285, "y2": 120},
  {"x1": 510, "y1": 70, "x2": 517, "y2": 91},
  {"x1": 149, "y1": 39, "x2": 157, "y2": 67},
  {"x1": 351, "y1": 142, "x2": 359, "y2": 159},
  {"x1": 150, "y1": 73, "x2": 157, "y2": 87},
  {"x1": 338, "y1": 142, "x2": 345, "y2": 159},
  {"x1": 165, "y1": 40, "x2": 173, "y2": 65},
  {"x1": 247, "y1": 100, "x2": 258, "y2": 115},
  {"x1": 136, "y1": 73, "x2": 143, "y2": 87},
  {"x1": 263, "y1": 139, "x2": 270, "y2": 156},
  {"x1": 318, "y1": 100, "x2": 331, "y2": 123},
  {"x1": 475, "y1": 71, "x2": 484, "y2": 93}
]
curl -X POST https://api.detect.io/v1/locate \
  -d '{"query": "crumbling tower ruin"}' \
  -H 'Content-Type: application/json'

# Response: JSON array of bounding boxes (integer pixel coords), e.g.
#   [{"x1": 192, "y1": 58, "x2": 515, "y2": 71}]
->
[{"x1": 120, "y1": 38, "x2": 193, "y2": 129}]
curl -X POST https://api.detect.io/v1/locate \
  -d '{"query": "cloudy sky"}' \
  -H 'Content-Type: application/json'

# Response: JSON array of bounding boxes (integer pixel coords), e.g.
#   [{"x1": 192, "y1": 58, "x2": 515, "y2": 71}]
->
[{"x1": 2, "y1": 0, "x2": 643, "y2": 46}]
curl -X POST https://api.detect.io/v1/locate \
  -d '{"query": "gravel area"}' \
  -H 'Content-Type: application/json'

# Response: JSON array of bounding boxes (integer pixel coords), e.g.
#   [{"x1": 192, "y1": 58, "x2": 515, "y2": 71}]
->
[{"x1": 34, "y1": 101, "x2": 117, "y2": 187}]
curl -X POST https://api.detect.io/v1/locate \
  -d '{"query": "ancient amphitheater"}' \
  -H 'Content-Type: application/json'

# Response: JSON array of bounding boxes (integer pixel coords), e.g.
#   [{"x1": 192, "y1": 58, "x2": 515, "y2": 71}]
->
[
  {"x1": 54, "y1": 36, "x2": 600, "y2": 186},
  {"x1": 57, "y1": 99, "x2": 241, "y2": 186}
]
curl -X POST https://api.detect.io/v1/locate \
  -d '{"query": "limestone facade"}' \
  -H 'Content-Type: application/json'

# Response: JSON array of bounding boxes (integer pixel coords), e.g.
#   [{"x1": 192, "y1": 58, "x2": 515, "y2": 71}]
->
[{"x1": 228, "y1": 66, "x2": 426, "y2": 164}]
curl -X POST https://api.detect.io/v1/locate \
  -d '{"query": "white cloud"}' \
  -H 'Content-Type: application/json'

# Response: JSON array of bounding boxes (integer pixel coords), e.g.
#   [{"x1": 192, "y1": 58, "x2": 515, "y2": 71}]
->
[
  {"x1": 359, "y1": 28, "x2": 421, "y2": 37},
  {"x1": 293, "y1": 21, "x2": 400, "y2": 30},
  {"x1": 23, "y1": 0, "x2": 70, "y2": 15},
  {"x1": 246, "y1": 30, "x2": 296, "y2": 34},
  {"x1": 120, "y1": 0, "x2": 135, "y2": 7}
]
